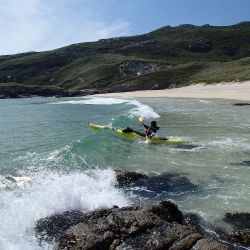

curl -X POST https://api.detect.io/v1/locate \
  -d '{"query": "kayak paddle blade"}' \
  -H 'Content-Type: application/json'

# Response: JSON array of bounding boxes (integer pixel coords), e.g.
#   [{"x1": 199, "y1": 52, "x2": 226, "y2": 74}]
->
[{"x1": 139, "y1": 116, "x2": 144, "y2": 123}]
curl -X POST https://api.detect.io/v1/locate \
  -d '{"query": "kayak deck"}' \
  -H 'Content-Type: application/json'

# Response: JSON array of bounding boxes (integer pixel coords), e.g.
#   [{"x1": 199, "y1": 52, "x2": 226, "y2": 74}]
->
[
  {"x1": 116, "y1": 129, "x2": 182, "y2": 143},
  {"x1": 88, "y1": 123, "x2": 183, "y2": 143}
]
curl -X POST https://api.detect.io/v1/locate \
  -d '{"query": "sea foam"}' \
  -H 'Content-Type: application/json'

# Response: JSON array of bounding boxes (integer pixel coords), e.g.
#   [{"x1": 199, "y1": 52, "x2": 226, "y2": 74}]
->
[
  {"x1": 0, "y1": 169, "x2": 129, "y2": 250},
  {"x1": 50, "y1": 97, "x2": 160, "y2": 119}
]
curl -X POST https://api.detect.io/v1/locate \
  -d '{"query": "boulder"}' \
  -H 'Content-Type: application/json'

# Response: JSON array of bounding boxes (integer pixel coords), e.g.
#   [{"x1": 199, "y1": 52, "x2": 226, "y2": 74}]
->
[
  {"x1": 150, "y1": 200, "x2": 183, "y2": 223},
  {"x1": 223, "y1": 212, "x2": 250, "y2": 230},
  {"x1": 115, "y1": 224, "x2": 203, "y2": 250},
  {"x1": 230, "y1": 230, "x2": 250, "y2": 246},
  {"x1": 35, "y1": 210, "x2": 88, "y2": 242},
  {"x1": 120, "y1": 172, "x2": 199, "y2": 197},
  {"x1": 183, "y1": 213, "x2": 206, "y2": 235},
  {"x1": 115, "y1": 170, "x2": 146, "y2": 186},
  {"x1": 190, "y1": 238, "x2": 229, "y2": 250},
  {"x1": 223, "y1": 212, "x2": 250, "y2": 246},
  {"x1": 35, "y1": 201, "x2": 229, "y2": 250}
]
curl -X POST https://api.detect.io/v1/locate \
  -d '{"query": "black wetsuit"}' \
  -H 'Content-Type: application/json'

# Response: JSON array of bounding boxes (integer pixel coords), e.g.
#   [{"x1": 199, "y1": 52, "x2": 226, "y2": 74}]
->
[{"x1": 143, "y1": 124, "x2": 159, "y2": 137}]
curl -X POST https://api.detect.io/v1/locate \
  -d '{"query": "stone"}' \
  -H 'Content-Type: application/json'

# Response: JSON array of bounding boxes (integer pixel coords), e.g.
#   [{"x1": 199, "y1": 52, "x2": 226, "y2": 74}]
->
[
  {"x1": 190, "y1": 238, "x2": 229, "y2": 250},
  {"x1": 115, "y1": 170, "x2": 146, "y2": 186},
  {"x1": 35, "y1": 210, "x2": 88, "y2": 242},
  {"x1": 230, "y1": 230, "x2": 250, "y2": 246},
  {"x1": 150, "y1": 200, "x2": 183, "y2": 223},
  {"x1": 115, "y1": 224, "x2": 202, "y2": 250},
  {"x1": 183, "y1": 213, "x2": 205, "y2": 235},
  {"x1": 223, "y1": 212, "x2": 250, "y2": 246},
  {"x1": 35, "y1": 201, "x2": 229, "y2": 250},
  {"x1": 126, "y1": 172, "x2": 199, "y2": 197},
  {"x1": 223, "y1": 212, "x2": 250, "y2": 230}
]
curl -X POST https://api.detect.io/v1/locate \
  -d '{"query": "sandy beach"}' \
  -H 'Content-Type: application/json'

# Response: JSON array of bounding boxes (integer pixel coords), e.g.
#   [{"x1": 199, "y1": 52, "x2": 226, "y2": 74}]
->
[{"x1": 94, "y1": 81, "x2": 250, "y2": 101}]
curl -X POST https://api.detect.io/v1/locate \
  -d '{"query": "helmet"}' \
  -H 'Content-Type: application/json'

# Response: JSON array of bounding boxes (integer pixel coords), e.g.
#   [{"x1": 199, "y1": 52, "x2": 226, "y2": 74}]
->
[{"x1": 151, "y1": 121, "x2": 157, "y2": 126}]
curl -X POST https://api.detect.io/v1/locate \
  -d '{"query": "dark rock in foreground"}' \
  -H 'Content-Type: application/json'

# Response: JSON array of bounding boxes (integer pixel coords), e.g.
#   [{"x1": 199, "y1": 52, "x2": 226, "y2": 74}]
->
[
  {"x1": 224, "y1": 212, "x2": 250, "y2": 230},
  {"x1": 223, "y1": 212, "x2": 250, "y2": 246},
  {"x1": 35, "y1": 211, "x2": 88, "y2": 242},
  {"x1": 35, "y1": 201, "x2": 229, "y2": 250},
  {"x1": 183, "y1": 213, "x2": 206, "y2": 235},
  {"x1": 230, "y1": 230, "x2": 250, "y2": 246}
]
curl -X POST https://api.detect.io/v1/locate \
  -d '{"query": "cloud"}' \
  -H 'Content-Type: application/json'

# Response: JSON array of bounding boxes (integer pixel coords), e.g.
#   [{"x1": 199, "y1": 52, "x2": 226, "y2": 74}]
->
[{"x1": 0, "y1": 0, "x2": 131, "y2": 55}]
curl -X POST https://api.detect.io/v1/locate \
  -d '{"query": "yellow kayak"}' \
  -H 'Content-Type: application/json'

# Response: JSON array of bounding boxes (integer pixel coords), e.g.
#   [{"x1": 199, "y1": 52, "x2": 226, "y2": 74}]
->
[{"x1": 88, "y1": 123, "x2": 183, "y2": 144}]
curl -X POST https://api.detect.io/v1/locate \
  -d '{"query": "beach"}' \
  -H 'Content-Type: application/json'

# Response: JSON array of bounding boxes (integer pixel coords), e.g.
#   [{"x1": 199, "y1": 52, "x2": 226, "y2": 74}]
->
[{"x1": 94, "y1": 81, "x2": 250, "y2": 101}]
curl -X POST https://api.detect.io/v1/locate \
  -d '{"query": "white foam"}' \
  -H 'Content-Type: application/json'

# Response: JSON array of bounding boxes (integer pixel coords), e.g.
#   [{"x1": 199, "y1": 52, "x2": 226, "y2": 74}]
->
[
  {"x1": 127, "y1": 100, "x2": 160, "y2": 119},
  {"x1": 50, "y1": 97, "x2": 128, "y2": 105},
  {"x1": 13, "y1": 145, "x2": 88, "y2": 173},
  {"x1": 0, "y1": 169, "x2": 129, "y2": 250},
  {"x1": 207, "y1": 137, "x2": 250, "y2": 150},
  {"x1": 50, "y1": 97, "x2": 160, "y2": 119},
  {"x1": 4, "y1": 176, "x2": 31, "y2": 188},
  {"x1": 199, "y1": 99, "x2": 212, "y2": 104}
]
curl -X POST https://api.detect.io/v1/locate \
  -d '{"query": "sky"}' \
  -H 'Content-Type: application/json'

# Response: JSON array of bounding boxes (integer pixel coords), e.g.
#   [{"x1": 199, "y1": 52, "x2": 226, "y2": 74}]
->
[{"x1": 0, "y1": 0, "x2": 249, "y2": 55}]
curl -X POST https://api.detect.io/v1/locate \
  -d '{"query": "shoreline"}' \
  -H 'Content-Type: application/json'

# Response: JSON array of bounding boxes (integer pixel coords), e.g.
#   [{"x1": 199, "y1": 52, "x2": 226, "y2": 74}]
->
[{"x1": 93, "y1": 81, "x2": 250, "y2": 101}]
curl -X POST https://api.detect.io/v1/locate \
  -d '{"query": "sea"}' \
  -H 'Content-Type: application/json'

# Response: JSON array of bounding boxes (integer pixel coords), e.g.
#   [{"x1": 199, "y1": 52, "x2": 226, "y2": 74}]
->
[{"x1": 0, "y1": 96, "x2": 249, "y2": 249}]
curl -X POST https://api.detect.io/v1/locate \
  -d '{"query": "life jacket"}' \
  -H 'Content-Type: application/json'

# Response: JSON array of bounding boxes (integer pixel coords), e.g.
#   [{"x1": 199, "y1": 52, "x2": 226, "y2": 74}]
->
[{"x1": 145, "y1": 125, "x2": 160, "y2": 136}]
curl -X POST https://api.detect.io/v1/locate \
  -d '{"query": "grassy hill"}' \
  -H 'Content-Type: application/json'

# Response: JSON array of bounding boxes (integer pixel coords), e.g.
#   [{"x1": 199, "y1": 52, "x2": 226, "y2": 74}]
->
[{"x1": 1, "y1": 22, "x2": 250, "y2": 97}]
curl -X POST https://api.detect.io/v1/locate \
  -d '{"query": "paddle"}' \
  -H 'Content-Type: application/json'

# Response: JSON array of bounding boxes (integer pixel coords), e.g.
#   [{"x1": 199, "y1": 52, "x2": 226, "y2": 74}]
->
[
  {"x1": 139, "y1": 116, "x2": 144, "y2": 123},
  {"x1": 138, "y1": 116, "x2": 149, "y2": 140}
]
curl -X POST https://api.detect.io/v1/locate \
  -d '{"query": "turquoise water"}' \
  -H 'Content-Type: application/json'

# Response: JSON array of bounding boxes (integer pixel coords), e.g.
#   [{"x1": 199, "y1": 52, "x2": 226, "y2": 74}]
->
[{"x1": 0, "y1": 96, "x2": 250, "y2": 249}]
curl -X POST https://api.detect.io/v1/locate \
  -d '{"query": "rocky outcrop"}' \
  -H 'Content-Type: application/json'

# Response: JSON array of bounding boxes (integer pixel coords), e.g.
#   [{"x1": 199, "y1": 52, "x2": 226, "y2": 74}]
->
[
  {"x1": 33, "y1": 171, "x2": 246, "y2": 249},
  {"x1": 116, "y1": 172, "x2": 199, "y2": 198},
  {"x1": 183, "y1": 213, "x2": 206, "y2": 236},
  {"x1": 115, "y1": 170, "x2": 146, "y2": 186},
  {"x1": 230, "y1": 230, "x2": 250, "y2": 246},
  {"x1": 117, "y1": 61, "x2": 161, "y2": 80},
  {"x1": 35, "y1": 201, "x2": 229, "y2": 250},
  {"x1": 190, "y1": 238, "x2": 228, "y2": 250},
  {"x1": 111, "y1": 40, "x2": 157, "y2": 53},
  {"x1": 223, "y1": 212, "x2": 250, "y2": 246},
  {"x1": 224, "y1": 212, "x2": 250, "y2": 230}
]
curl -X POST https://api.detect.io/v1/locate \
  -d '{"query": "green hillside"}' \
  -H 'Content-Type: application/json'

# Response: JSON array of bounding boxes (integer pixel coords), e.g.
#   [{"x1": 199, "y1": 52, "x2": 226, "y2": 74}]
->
[{"x1": 1, "y1": 22, "x2": 250, "y2": 97}]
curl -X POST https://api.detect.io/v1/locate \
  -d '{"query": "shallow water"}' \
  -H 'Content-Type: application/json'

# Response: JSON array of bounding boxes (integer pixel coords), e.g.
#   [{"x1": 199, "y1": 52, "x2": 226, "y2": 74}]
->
[{"x1": 0, "y1": 96, "x2": 250, "y2": 249}]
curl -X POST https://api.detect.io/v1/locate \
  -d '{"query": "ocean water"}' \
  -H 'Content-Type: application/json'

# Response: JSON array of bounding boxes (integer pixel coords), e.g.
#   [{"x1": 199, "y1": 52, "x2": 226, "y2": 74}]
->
[{"x1": 0, "y1": 96, "x2": 249, "y2": 249}]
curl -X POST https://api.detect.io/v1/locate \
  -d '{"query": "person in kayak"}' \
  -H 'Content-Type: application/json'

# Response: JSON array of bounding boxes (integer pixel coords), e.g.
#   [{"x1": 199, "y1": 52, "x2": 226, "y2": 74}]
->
[
  {"x1": 142, "y1": 120, "x2": 160, "y2": 137},
  {"x1": 122, "y1": 120, "x2": 160, "y2": 138}
]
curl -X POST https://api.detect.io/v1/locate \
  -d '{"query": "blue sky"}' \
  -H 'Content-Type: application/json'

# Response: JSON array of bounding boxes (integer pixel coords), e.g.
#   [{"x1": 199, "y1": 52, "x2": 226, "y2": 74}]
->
[{"x1": 0, "y1": 0, "x2": 249, "y2": 55}]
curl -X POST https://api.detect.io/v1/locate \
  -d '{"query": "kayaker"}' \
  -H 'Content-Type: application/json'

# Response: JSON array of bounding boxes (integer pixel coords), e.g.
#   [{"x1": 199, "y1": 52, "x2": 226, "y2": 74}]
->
[
  {"x1": 142, "y1": 121, "x2": 160, "y2": 137},
  {"x1": 122, "y1": 120, "x2": 160, "y2": 138}
]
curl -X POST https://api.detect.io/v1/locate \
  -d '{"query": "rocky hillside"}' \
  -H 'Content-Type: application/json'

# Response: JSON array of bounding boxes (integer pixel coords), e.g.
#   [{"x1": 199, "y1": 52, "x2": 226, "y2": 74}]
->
[{"x1": 1, "y1": 22, "x2": 250, "y2": 97}]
